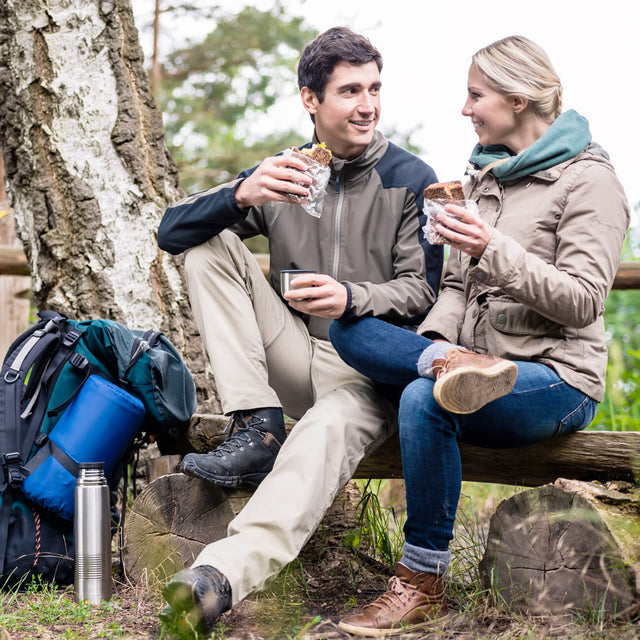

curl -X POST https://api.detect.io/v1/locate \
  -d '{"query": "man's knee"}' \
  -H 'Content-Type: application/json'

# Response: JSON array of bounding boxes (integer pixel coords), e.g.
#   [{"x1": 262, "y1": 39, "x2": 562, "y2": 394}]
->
[
  {"x1": 293, "y1": 386, "x2": 393, "y2": 452},
  {"x1": 184, "y1": 242, "x2": 211, "y2": 278},
  {"x1": 183, "y1": 231, "x2": 241, "y2": 278}
]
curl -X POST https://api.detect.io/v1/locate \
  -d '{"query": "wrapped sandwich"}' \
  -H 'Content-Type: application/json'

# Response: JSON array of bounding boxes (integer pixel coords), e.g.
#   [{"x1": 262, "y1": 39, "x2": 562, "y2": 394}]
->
[
  {"x1": 283, "y1": 143, "x2": 332, "y2": 217},
  {"x1": 422, "y1": 180, "x2": 477, "y2": 245}
]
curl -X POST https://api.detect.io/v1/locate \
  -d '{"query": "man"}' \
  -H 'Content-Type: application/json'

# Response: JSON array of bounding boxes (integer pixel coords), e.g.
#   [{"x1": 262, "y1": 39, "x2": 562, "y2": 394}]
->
[{"x1": 156, "y1": 26, "x2": 443, "y2": 634}]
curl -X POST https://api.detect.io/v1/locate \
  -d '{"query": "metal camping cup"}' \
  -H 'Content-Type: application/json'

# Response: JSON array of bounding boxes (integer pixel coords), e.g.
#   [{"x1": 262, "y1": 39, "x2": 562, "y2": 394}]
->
[
  {"x1": 74, "y1": 462, "x2": 112, "y2": 604},
  {"x1": 280, "y1": 270, "x2": 316, "y2": 296}
]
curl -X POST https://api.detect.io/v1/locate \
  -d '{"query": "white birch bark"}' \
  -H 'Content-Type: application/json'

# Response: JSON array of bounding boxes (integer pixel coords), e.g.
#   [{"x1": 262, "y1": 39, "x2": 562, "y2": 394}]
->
[{"x1": 0, "y1": 0, "x2": 220, "y2": 413}]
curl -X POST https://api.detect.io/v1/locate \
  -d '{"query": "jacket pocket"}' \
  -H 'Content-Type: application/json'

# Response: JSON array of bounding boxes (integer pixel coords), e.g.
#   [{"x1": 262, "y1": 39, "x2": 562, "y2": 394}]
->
[{"x1": 487, "y1": 298, "x2": 565, "y2": 338}]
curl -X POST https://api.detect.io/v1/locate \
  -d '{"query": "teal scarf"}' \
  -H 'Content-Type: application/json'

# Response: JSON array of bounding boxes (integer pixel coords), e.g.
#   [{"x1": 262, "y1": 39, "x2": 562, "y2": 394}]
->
[{"x1": 468, "y1": 109, "x2": 591, "y2": 182}]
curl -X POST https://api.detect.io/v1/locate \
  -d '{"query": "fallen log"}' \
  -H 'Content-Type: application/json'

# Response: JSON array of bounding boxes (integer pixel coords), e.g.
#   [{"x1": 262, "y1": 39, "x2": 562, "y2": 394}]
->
[
  {"x1": 187, "y1": 414, "x2": 640, "y2": 487},
  {"x1": 126, "y1": 414, "x2": 640, "y2": 613},
  {"x1": 612, "y1": 261, "x2": 640, "y2": 290},
  {"x1": 479, "y1": 479, "x2": 640, "y2": 618}
]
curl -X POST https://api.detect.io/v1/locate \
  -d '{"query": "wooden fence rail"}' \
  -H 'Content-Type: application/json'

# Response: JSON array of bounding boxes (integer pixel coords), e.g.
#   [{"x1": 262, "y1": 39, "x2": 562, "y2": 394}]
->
[
  {"x1": 0, "y1": 244, "x2": 30, "y2": 276},
  {"x1": 3, "y1": 246, "x2": 640, "y2": 289}
]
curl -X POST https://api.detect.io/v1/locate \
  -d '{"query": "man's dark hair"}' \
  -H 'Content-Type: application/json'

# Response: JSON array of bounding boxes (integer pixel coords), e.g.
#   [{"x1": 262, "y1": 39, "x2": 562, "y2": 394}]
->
[{"x1": 297, "y1": 27, "x2": 383, "y2": 102}]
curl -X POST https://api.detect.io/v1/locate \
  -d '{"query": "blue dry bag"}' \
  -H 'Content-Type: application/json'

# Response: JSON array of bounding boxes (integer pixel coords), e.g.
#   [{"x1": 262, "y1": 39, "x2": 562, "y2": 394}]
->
[{"x1": 22, "y1": 375, "x2": 146, "y2": 520}]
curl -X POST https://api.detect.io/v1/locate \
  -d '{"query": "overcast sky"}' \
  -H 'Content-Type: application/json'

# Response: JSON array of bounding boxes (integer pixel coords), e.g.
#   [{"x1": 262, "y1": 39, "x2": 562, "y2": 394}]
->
[{"x1": 136, "y1": 0, "x2": 640, "y2": 214}]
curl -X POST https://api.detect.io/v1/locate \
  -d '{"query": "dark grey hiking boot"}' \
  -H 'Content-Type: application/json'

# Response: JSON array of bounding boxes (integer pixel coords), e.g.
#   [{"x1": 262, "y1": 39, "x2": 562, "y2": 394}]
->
[
  {"x1": 160, "y1": 565, "x2": 231, "y2": 636},
  {"x1": 180, "y1": 407, "x2": 286, "y2": 488}
]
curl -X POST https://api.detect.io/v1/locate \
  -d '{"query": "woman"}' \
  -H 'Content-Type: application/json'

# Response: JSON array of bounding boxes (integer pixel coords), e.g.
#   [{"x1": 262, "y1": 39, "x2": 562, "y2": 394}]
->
[{"x1": 329, "y1": 35, "x2": 630, "y2": 636}]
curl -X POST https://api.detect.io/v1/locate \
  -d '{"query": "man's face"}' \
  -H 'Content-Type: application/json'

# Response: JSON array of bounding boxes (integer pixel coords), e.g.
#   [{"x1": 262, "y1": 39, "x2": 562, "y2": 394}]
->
[{"x1": 302, "y1": 60, "x2": 381, "y2": 160}]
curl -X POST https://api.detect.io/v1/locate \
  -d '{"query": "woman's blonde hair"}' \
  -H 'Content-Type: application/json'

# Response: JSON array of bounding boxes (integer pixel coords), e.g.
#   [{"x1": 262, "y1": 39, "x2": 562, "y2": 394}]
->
[{"x1": 472, "y1": 35, "x2": 563, "y2": 122}]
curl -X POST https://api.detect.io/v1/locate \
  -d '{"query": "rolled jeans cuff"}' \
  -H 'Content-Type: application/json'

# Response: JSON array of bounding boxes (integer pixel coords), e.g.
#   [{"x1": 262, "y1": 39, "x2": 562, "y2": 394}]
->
[{"x1": 401, "y1": 540, "x2": 450, "y2": 576}]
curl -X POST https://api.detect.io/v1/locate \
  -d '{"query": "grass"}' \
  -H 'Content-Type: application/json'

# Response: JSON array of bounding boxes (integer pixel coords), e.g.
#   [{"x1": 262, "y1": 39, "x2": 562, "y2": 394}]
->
[
  {"x1": 347, "y1": 478, "x2": 405, "y2": 568},
  {"x1": 0, "y1": 575, "x2": 156, "y2": 639},
  {"x1": 2, "y1": 481, "x2": 639, "y2": 640}
]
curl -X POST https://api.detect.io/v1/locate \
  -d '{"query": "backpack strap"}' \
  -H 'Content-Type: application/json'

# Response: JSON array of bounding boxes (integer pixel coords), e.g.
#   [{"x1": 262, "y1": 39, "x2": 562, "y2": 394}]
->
[
  {"x1": 1, "y1": 317, "x2": 65, "y2": 489},
  {"x1": 0, "y1": 486, "x2": 15, "y2": 580},
  {"x1": 0, "y1": 312, "x2": 81, "y2": 581},
  {"x1": 23, "y1": 439, "x2": 80, "y2": 479},
  {"x1": 0, "y1": 313, "x2": 83, "y2": 491},
  {"x1": 20, "y1": 335, "x2": 86, "y2": 465},
  {"x1": 44, "y1": 352, "x2": 92, "y2": 419}
]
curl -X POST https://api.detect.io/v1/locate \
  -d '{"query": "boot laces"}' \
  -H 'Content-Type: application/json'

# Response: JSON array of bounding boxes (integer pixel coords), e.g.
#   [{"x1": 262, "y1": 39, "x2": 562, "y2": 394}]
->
[
  {"x1": 212, "y1": 412, "x2": 267, "y2": 457},
  {"x1": 431, "y1": 348, "x2": 466, "y2": 378},
  {"x1": 364, "y1": 576, "x2": 418, "y2": 612}
]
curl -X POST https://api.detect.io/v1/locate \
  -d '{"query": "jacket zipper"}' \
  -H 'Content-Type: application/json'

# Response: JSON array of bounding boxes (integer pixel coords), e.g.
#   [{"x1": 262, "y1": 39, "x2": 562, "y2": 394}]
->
[{"x1": 332, "y1": 174, "x2": 345, "y2": 279}]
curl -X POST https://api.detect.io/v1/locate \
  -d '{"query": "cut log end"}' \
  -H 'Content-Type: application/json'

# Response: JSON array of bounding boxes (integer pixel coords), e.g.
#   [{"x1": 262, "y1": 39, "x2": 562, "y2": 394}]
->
[
  {"x1": 479, "y1": 480, "x2": 640, "y2": 618},
  {"x1": 123, "y1": 473, "x2": 251, "y2": 585}
]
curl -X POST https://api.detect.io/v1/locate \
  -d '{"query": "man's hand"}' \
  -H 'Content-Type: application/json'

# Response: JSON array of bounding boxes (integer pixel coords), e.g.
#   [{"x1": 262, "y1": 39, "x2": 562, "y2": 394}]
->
[
  {"x1": 235, "y1": 155, "x2": 313, "y2": 208},
  {"x1": 283, "y1": 273, "x2": 348, "y2": 319}
]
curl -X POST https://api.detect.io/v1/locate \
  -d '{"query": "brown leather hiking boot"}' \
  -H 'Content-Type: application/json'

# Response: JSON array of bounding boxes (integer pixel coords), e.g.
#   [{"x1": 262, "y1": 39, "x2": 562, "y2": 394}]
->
[
  {"x1": 338, "y1": 562, "x2": 448, "y2": 637},
  {"x1": 431, "y1": 347, "x2": 518, "y2": 414}
]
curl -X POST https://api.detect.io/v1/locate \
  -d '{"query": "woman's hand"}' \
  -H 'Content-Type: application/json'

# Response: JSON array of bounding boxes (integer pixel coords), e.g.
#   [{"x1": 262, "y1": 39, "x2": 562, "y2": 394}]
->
[
  {"x1": 283, "y1": 273, "x2": 348, "y2": 319},
  {"x1": 436, "y1": 203, "x2": 492, "y2": 258}
]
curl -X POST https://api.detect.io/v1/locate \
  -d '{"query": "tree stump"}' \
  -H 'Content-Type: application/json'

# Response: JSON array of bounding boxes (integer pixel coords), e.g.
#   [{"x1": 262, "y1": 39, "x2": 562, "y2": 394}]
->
[
  {"x1": 123, "y1": 473, "x2": 251, "y2": 585},
  {"x1": 123, "y1": 464, "x2": 364, "y2": 587},
  {"x1": 479, "y1": 479, "x2": 640, "y2": 618}
]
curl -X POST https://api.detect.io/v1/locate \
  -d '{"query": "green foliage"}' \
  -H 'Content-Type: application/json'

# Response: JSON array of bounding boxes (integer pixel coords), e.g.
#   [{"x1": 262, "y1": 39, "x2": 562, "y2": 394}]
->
[
  {"x1": 592, "y1": 218, "x2": 640, "y2": 432},
  {"x1": 347, "y1": 479, "x2": 405, "y2": 568},
  {"x1": 156, "y1": 6, "x2": 317, "y2": 193}
]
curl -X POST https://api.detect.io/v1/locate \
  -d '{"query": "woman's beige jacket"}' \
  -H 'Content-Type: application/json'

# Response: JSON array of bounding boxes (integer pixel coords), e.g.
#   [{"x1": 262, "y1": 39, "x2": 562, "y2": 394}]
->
[{"x1": 418, "y1": 143, "x2": 630, "y2": 401}]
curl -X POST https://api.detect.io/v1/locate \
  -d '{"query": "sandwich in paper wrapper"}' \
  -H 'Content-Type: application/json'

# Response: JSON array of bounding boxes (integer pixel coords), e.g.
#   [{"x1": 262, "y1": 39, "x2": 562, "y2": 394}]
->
[
  {"x1": 283, "y1": 143, "x2": 332, "y2": 218},
  {"x1": 422, "y1": 180, "x2": 478, "y2": 245}
]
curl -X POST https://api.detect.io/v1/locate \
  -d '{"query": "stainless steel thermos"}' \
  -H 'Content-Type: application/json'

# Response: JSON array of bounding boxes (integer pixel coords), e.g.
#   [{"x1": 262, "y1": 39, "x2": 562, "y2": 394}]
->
[{"x1": 74, "y1": 462, "x2": 112, "y2": 603}]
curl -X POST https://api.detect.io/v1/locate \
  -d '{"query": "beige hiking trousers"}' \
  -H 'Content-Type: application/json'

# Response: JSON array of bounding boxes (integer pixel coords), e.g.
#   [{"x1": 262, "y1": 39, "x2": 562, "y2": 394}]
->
[{"x1": 182, "y1": 230, "x2": 396, "y2": 603}]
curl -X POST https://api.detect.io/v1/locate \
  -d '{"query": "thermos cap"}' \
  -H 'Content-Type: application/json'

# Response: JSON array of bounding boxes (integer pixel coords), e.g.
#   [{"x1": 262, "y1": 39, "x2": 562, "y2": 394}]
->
[{"x1": 79, "y1": 462, "x2": 105, "y2": 471}]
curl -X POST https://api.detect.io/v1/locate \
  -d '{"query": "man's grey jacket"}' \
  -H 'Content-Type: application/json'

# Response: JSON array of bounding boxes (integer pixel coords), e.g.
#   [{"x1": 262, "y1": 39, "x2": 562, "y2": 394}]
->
[{"x1": 158, "y1": 130, "x2": 443, "y2": 340}]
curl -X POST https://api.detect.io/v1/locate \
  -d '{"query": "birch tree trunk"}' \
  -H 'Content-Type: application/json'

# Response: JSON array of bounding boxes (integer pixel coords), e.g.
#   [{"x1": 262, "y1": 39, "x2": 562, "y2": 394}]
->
[{"x1": 0, "y1": 0, "x2": 220, "y2": 413}]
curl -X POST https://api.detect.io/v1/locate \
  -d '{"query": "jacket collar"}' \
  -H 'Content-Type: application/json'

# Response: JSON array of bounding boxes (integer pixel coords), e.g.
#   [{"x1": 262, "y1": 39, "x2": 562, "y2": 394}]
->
[
  {"x1": 467, "y1": 142, "x2": 614, "y2": 188},
  {"x1": 313, "y1": 130, "x2": 389, "y2": 182},
  {"x1": 468, "y1": 110, "x2": 592, "y2": 183}
]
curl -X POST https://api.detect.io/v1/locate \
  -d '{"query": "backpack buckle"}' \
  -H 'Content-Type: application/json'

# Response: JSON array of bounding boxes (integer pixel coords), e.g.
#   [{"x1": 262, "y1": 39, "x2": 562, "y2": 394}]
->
[
  {"x1": 62, "y1": 329, "x2": 82, "y2": 348},
  {"x1": 1, "y1": 452, "x2": 26, "y2": 488},
  {"x1": 69, "y1": 352, "x2": 89, "y2": 370},
  {"x1": 34, "y1": 433, "x2": 49, "y2": 447},
  {"x1": 1, "y1": 452, "x2": 20, "y2": 465}
]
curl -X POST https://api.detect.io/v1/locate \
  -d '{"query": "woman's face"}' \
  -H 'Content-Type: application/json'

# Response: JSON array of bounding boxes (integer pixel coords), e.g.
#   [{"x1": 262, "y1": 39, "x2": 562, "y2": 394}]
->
[{"x1": 462, "y1": 63, "x2": 519, "y2": 149}]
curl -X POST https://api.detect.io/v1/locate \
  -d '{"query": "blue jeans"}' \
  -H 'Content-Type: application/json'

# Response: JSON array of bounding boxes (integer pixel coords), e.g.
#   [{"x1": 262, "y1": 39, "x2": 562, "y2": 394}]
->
[{"x1": 330, "y1": 317, "x2": 597, "y2": 574}]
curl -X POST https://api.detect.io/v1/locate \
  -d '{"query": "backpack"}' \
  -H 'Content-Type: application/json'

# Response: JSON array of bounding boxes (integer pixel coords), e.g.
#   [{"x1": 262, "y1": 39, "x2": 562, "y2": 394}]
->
[{"x1": 0, "y1": 310, "x2": 197, "y2": 589}]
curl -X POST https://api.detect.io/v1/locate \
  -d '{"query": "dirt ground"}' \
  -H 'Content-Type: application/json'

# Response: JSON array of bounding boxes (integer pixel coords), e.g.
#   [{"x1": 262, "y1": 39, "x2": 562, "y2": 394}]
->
[
  {"x1": 3, "y1": 525, "x2": 639, "y2": 640},
  {"x1": 2, "y1": 476, "x2": 638, "y2": 640},
  {"x1": 83, "y1": 537, "x2": 640, "y2": 640}
]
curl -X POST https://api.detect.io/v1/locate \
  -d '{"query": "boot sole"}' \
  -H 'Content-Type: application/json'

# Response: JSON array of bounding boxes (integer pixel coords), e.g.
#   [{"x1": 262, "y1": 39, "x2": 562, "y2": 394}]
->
[
  {"x1": 338, "y1": 611, "x2": 449, "y2": 637},
  {"x1": 433, "y1": 361, "x2": 517, "y2": 414},
  {"x1": 162, "y1": 580, "x2": 196, "y2": 614},
  {"x1": 180, "y1": 458, "x2": 268, "y2": 488},
  {"x1": 161, "y1": 583, "x2": 209, "y2": 634}
]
